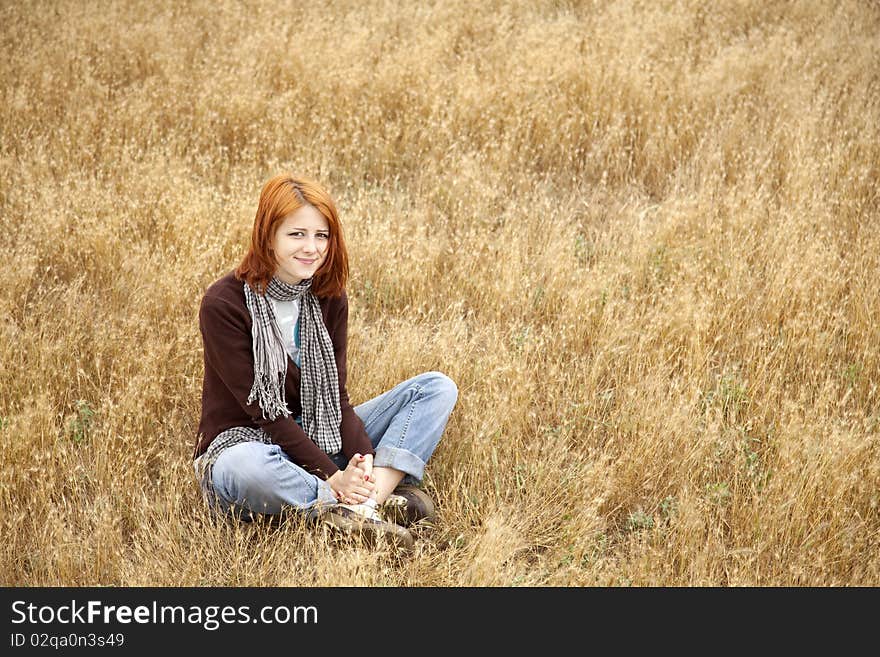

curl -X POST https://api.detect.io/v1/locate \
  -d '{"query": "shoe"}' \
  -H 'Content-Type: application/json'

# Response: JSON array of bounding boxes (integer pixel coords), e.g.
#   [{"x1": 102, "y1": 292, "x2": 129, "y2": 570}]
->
[
  {"x1": 321, "y1": 504, "x2": 414, "y2": 551},
  {"x1": 380, "y1": 484, "x2": 436, "y2": 527}
]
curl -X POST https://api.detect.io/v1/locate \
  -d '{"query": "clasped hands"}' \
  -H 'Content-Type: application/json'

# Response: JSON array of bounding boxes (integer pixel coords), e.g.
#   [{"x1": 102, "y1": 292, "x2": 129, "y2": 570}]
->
[{"x1": 327, "y1": 452, "x2": 376, "y2": 505}]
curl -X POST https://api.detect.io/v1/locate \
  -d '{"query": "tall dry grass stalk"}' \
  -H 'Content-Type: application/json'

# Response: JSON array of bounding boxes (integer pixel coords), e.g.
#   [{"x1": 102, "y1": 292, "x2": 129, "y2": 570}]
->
[{"x1": 1, "y1": 0, "x2": 878, "y2": 585}]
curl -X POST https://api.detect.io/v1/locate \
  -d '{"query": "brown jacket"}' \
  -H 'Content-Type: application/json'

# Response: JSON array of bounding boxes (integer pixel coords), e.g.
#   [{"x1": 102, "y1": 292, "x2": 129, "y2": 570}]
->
[{"x1": 194, "y1": 271, "x2": 373, "y2": 479}]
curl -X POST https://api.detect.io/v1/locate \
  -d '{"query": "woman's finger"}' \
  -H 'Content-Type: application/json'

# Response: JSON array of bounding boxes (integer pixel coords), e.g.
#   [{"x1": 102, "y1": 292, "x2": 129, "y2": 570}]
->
[{"x1": 360, "y1": 455, "x2": 373, "y2": 481}]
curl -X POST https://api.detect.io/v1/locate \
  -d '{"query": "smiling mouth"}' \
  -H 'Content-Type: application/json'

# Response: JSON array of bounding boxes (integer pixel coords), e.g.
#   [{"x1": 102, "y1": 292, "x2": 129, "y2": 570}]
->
[{"x1": 295, "y1": 258, "x2": 317, "y2": 265}]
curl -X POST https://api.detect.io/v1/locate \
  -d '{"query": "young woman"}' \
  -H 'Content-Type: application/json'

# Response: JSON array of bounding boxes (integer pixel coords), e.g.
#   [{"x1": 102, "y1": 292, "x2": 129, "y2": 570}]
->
[{"x1": 193, "y1": 173, "x2": 458, "y2": 549}]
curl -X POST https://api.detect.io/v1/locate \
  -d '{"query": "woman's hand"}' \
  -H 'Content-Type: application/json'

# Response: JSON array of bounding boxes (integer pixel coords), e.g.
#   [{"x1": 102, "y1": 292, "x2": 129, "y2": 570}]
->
[{"x1": 327, "y1": 453, "x2": 376, "y2": 504}]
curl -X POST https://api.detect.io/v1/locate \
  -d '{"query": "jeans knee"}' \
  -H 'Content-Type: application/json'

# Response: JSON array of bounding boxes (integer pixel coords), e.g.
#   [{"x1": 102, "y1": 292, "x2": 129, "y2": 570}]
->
[
  {"x1": 425, "y1": 371, "x2": 458, "y2": 408},
  {"x1": 215, "y1": 447, "x2": 276, "y2": 505}
]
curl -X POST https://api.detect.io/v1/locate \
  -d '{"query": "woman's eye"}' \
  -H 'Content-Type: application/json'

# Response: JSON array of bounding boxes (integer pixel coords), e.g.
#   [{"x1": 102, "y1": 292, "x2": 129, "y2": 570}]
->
[{"x1": 317, "y1": 234, "x2": 329, "y2": 240}]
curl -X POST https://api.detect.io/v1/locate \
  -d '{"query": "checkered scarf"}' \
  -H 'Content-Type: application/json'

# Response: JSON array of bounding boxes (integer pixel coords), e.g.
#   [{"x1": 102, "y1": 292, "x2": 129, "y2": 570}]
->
[{"x1": 244, "y1": 277, "x2": 342, "y2": 454}]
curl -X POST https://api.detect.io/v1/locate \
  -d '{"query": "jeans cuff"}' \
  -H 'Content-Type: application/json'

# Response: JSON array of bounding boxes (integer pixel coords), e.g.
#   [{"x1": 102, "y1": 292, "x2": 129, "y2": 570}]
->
[
  {"x1": 374, "y1": 446, "x2": 427, "y2": 482},
  {"x1": 308, "y1": 477, "x2": 338, "y2": 518},
  {"x1": 315, "y1": 478, "x2": 338, "y2": 504}
]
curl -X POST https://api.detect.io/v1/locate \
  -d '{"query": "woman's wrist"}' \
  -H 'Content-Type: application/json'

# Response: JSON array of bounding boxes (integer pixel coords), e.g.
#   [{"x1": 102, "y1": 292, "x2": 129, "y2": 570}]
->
[{"x1": 326, "y1": 471, "x2": 343, "y2": 501}]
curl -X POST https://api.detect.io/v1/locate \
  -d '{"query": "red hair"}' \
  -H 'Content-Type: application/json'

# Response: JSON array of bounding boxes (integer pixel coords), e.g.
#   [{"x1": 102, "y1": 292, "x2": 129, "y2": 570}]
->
[{"x1": 236, "y1": 173, "x2": 349, "y2": 298}]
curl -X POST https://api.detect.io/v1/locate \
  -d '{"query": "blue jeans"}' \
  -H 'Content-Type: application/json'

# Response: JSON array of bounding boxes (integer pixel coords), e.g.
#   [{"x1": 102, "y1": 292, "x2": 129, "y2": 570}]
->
[{"x1": 203, "y1": 371, "x2": 457, "y2": 519}]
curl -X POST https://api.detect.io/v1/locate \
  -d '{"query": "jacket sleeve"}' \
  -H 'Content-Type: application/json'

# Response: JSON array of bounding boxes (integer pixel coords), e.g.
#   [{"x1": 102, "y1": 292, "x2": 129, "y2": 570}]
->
[
  {"x1": 328, "y1": 292, "x2": 375, "y2": 460},
  {"x1": 199, "y1": 293, "x2": 340, "y2": 479}
]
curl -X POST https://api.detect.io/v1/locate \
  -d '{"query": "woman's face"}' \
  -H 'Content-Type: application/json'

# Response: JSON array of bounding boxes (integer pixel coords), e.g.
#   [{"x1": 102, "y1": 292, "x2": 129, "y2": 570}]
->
[{"x1": 271, "y1": 204, "x2": 330, "y2": 285}]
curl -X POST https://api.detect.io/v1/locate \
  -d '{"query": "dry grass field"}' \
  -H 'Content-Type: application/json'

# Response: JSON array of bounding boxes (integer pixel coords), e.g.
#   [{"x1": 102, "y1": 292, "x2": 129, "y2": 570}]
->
[{"x1": 1, "y1": 0, "x2": 878, "y2": 586}]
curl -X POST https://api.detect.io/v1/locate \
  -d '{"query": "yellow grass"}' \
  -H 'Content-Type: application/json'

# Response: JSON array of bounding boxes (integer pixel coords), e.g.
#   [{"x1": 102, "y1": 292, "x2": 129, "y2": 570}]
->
[{"x1": 1, "y1": 0, "x2": 878, "y2": 586}]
